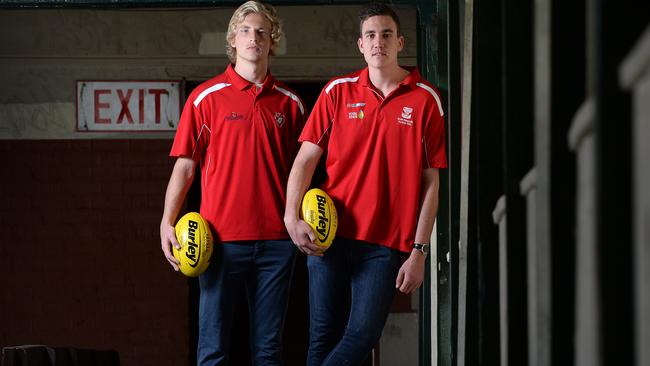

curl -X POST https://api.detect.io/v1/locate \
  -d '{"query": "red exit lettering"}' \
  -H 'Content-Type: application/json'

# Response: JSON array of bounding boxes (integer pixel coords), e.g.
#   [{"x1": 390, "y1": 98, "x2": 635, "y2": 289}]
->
[{"x1": 93, "y1": 88, "x2": 170, "y2": 125}]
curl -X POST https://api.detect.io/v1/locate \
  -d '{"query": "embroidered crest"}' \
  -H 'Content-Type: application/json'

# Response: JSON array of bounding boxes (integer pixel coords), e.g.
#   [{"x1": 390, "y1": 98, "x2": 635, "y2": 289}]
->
[
  {"x1": 401, "y1": 107, "x2": 413, "y2": 119},
  {"x1": 398, "y1": 106, "x2": 414, "y2": 126},
  {"x1": 274, "y1": 112, "x2": 286, "y2": 127}
]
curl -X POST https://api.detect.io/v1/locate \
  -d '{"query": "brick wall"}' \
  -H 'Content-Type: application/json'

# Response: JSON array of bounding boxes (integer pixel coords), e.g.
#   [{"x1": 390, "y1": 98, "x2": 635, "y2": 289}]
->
[{"x1": 0, "y1": 139, "x2": 188, "y2": 366}]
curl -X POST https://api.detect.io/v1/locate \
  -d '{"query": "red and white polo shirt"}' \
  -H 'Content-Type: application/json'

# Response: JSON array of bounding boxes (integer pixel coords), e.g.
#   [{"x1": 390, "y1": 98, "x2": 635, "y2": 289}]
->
[
  {"x1": 171, "y1": 64, "x2": 305, "y2": 242},
  {"x1": 299, "y1": 67, "x2": 447, "y2": 253}
]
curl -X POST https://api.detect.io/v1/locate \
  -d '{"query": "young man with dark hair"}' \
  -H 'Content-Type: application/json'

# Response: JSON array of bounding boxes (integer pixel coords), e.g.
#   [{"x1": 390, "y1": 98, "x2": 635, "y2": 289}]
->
[
  {"x1": 284, "y1": 3, "x2": 447, "y2": 365},
  {"x1": 160, "y1": 2, "x2": 305, "y2": 365}
]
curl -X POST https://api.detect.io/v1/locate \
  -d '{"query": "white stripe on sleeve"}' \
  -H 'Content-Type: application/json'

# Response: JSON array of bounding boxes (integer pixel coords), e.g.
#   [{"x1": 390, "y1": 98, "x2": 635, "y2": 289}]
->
[
  {"x1": 416, "y1": 82, "x2": 444, "y2": 117},
  {"x1": 193, "y1": 83, "x2": 232, "y2": 107},
  {"x1": 274, "y1": 86, "x2": 305, "y2": 115},
  {"x1": 325, "y1": 77, "x2": 360, "y2": 94}
]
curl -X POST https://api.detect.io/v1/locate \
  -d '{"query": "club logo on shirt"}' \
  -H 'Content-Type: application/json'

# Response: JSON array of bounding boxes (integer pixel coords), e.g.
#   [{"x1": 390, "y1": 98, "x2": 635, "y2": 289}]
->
[
  {"x1": 225, "y1": 112, "x2": 244, "y2": 121},
  {"x1": 397, "y1": 106, "x2": 414, "y2": 126},
  {"x1": 274, "y1": 112, "x2": 286, "y2": 127}
]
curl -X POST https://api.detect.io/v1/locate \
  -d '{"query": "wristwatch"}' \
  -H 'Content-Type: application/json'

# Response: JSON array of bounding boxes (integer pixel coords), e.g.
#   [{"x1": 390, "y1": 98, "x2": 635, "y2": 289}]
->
[{"x1": 413, "y1": 242, "x2": 429, "y2": 255}]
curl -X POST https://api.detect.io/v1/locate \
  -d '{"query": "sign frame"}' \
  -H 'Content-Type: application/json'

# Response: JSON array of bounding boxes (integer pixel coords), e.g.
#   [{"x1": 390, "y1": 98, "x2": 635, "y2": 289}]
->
[{"x1": 75, "y1": 79, "x2": 183, "y2": 133}]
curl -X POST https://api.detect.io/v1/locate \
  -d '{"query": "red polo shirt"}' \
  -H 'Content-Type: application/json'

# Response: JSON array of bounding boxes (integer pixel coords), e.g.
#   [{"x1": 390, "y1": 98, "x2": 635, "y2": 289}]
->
[
  {"x1": 171, "y1": 64, "x2": 305, "y2": 242},
  {"x1": 299, "y1": 67, "x2": 447, "y2": 253}
]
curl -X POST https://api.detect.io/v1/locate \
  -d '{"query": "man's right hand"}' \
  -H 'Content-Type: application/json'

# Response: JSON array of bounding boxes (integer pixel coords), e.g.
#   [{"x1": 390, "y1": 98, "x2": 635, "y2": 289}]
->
[
  {"x1": 284, "y1": 217, "x2": 324, "y2": 256},
  {"x1": 284, "y1": 141, "x2": 325, "y2": 256},
  {"x1": 160, "y1": 222, "x2": 182, "y2": 271},
  {"x1": 160, "y1": 157, "x2": 196, "y2": 272}
]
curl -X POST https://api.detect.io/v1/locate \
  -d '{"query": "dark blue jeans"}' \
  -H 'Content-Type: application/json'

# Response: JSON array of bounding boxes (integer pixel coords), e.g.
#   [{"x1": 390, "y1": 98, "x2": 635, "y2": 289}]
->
[
  {"x1": 197, "y1": 240, "x2": 297, "y2": 366},
  {"x1": 307, "y1": 238, "x2": 402, "y2": 366}
]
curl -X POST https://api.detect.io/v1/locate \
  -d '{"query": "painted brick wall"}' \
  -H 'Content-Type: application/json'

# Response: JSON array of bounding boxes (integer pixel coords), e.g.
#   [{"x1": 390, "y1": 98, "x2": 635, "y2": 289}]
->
[{"x1": 0, "y1": 139, "x2": 188, "y2": 366}]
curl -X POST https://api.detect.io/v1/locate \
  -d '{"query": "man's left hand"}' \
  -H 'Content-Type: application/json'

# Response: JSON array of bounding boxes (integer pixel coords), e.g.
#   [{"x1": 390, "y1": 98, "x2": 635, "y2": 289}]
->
[{"x1": 395, "y1": 250, "x2": 426, "y2": 294}]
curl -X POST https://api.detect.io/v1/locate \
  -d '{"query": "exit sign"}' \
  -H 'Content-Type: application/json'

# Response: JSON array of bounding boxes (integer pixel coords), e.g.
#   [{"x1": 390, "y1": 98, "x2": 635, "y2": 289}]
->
[{"x1": 76, "y1": 80, "x2": 182, "y2": 132}]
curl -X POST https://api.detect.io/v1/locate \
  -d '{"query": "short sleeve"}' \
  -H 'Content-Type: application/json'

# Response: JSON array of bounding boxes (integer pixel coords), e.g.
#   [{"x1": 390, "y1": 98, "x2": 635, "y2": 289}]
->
[
  {"x1": 423, "y1": 100, "x2": 447, "y2": 169},
  {"x1": 299, "y1": 87, "x2": 334, "y2": 149},
  {"x1": 170, "y1": 97, "x2": 209, "y2": 162}
]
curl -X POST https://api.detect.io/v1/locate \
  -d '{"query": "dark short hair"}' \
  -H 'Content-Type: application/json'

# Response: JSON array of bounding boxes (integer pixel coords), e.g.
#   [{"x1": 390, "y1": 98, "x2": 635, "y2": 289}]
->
[{"x1": 358, "y1": 3, "x2": 401, "y2": 36}]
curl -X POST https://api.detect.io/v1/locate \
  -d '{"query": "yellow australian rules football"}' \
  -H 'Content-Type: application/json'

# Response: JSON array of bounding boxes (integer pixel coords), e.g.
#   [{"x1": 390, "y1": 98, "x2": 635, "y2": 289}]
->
[
  {"x1": 300, "y1": 188, "x2": 338, "y2": 250},
  {"x1": 173, "y1": 212, "x2": 214, "y2": 277}
]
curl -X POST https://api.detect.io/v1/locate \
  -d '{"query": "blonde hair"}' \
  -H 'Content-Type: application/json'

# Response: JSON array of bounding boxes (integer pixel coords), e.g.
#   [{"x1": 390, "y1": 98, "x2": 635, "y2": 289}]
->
[{"x1": 226, "y1": 1, "x2": 283, "y2": 64}]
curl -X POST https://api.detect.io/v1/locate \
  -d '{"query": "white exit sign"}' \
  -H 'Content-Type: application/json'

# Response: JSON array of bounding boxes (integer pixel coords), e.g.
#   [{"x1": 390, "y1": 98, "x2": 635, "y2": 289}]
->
[{"x1": 76, "y1": 80, "x2": 182, "y2": 132}]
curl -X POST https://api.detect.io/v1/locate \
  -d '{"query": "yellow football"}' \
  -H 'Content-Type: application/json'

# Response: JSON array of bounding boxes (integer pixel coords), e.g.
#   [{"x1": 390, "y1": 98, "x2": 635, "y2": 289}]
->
[
  {"x1": 300, "y1": 188, "x2": 338, "y2": 250},
  {"x1": 173, "y1": 212, "x2": 213, "y2": 277}
]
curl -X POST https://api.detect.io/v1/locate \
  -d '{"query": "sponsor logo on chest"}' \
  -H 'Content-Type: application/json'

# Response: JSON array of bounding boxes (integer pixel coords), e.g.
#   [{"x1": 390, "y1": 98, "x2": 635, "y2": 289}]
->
[
  {"x1": 397, "y1": 106, "x2": 414, "y2": 126},
  {"x1": 346, "y1": 101, "x2": 366, "y2": 120},
  {"x1": 348, "y1": 110, "x2": 365, "y2": 120},
  {"x1": 225, "y1": 112, "x2": 244, "y2": 121}
]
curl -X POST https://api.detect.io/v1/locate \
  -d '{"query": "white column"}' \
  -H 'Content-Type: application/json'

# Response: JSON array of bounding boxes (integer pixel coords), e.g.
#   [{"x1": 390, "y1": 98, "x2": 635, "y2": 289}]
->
[
  {"x1": 619, "y1": 25, "x2": 650, "y2": 366},
  {"x1": 457, "y1": 0, "x2": 474, "y2": 360},
  {"x1": 492, "y1": 195, "x2": 507, "y2": 366},
  {"x1": 520, "y1": 168, "x2": 550, "y2": 366},
  {"x1": 430, "y1": 221, "x2": 438, "y2": 364},
  {"x1": 533, "y1": 4, "x2": 553, "y2": 365},
  {"x1": 568, "y1": 99, "x2": 600, "y2": 366}
]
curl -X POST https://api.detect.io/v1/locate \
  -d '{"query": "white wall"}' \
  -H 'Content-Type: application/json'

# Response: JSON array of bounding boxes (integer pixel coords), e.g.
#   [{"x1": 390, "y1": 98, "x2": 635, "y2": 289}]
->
[{"x1": 0, "y1": 6, "x2": 417, "y2": 139}]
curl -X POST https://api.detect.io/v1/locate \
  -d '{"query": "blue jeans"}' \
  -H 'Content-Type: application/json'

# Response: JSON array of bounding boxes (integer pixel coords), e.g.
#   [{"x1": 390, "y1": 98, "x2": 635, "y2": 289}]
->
[
  {"x1": 307, "y1": 238, "x2": 402, "y2": 366},
  {"x1": 197, "y1": 240, "x2": 297, "y2": 366}
]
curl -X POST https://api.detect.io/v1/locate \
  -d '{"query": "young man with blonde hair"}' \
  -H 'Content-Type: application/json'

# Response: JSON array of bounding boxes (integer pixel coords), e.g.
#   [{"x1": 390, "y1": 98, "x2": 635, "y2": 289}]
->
[
  {"x1": 285, "y1": 3, "x2": 447, "y2": 365},
  {"x1": 160, "y1": 1, "x2": 305, "y2": 365}
]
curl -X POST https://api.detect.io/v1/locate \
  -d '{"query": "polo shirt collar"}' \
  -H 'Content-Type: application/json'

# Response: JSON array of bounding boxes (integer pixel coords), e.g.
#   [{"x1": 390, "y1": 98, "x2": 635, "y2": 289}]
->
[
  {"x1": 358, "y1": 66, "x2": 422, "y2": 89},
  {"x1": 225, "y1": 63, "x2": 275, "y2": 91},
  {"x1": 401, "y1": 66, "x2": 422, "y2": 87}
]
